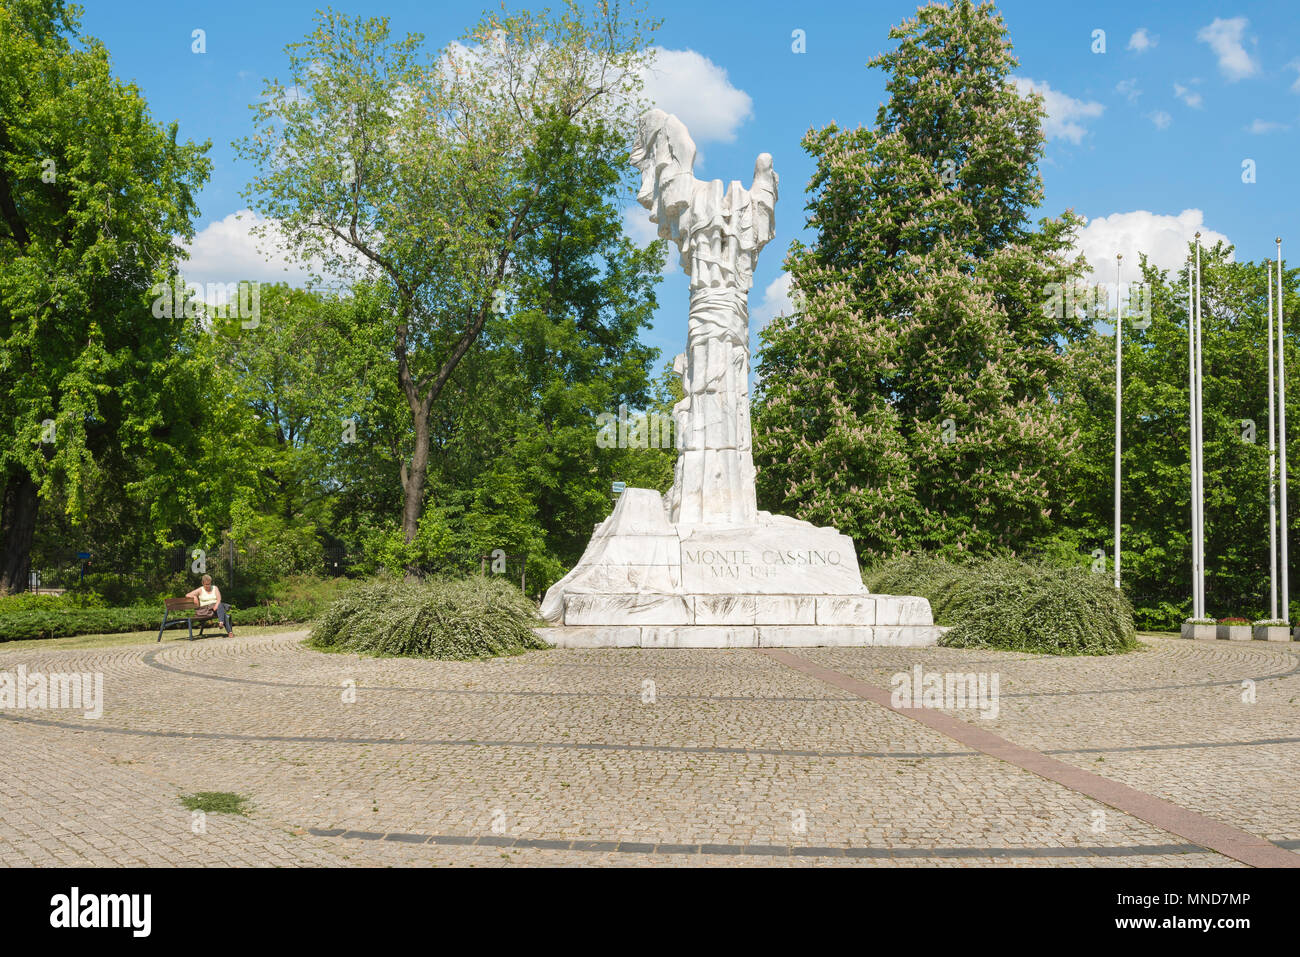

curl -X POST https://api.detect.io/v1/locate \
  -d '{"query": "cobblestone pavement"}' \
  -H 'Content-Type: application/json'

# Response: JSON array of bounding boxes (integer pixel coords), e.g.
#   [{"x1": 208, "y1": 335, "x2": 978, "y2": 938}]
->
[{"x1": 1, "y1": 631, "x2": 1296, "y2": 867}]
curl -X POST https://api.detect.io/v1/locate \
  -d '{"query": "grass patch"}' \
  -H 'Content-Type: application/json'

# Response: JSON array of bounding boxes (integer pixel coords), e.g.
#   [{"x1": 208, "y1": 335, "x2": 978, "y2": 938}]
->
[
  {"x1": 308, "y1": 576, "x2": 549, "y2": 660},
  {"x1": 180, "y1": 791, "x2": 249, "y2": 815},
  {"x1": 865, "y1": 553, "x2": 1138, "y2": 656}
]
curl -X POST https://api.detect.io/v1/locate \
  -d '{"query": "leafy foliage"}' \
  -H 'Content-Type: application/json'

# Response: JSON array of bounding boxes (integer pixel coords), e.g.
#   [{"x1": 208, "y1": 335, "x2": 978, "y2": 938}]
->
[
  {"x1": 0, "y1": 590, "x2": 105, "y2": 611},
  {"x1": 0, "y1": 597, "x2": 329, "y2": 642},
  {"x1": 755, "y1": 0, "x2": 1088, "y2": 563},
  {"x1": 309, "y1": 576, "x2": 548, "y2": 659},
  {"x1": 866, "y1": 552, "x2": 1138, "y2": 655},
  {"x1": 355, "y1": 112, "x2": 674, "y2": 592},
  {"x1": 0, "y1": 0, "x2": 211, "y2": 592},
  {"x1": 1057, "y1": 246, "x2": 1300, "y2": 627},
  {"x1": 234, "y1": 4, "x2": 659, "y2": 549}
]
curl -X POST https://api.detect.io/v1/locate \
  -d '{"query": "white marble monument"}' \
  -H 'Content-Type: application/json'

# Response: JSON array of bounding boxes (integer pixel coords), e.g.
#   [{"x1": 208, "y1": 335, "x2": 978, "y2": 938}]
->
[{"x1": 537, "y1": 110, "x2": 941, "y2": 648}]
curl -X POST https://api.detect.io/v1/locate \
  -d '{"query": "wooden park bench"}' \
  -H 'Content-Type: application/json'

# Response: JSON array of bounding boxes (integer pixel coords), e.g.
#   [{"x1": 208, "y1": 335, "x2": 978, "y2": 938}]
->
[{"x1": 156, "y1": 596, "x2": 222, "y2": 642}]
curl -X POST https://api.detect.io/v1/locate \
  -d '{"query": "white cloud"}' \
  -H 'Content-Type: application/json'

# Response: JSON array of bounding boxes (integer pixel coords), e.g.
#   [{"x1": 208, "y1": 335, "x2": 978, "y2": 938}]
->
[
  {"x1": 1147, "y1": 110, "x2": 1172, "y2": 130},
  {"x1": 751, "y1": 272, "x2": 795, "y2": 329},
  {"x1": 1127, "y1": 28, "x2": 1157, "y2": 53},
  {"x1": 1288, "y1": 58, "x2": 1300, "y2": 93},
  {"x1": 639, "y1": 47, "x2": 753, "y2": 144},
  {"x1": 1247, "y1": 118, "x2": 1289, "y2": 134},
  {"x1": 182, "y1": 211, "x2": 310, "y2": 286},
  {"x1": 1075, "y1": 209, "x2": 1232, "y2": 286},
  {"x1": 1197, "y1": 17, "x2": 1259, "y2": 81},
  {"x1": 1012, "y1": 77, "x2": 1104, "y2": 144},
  {"x1": 180, "y1": 209, "x2": 357, "y2": 293},
  {"x1": 1115, "y1": 78, "x2": 1141, "y2": 103},
  {"x1": 1173, "y1": 82, "x2": 1203, "y2": 108}
]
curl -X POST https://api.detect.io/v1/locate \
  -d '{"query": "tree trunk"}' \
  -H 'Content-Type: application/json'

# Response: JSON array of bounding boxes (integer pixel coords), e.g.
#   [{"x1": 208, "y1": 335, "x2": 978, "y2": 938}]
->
[
  {"x1": 399, "y1": 391, "x2": 433, "y2": 581},
  {"x1": 0, "y1": 469, "x2": 38, "y2": 594},
  {"x1": 401, "y1": 401, "x2": 431, "y2": 545},
  {"x1": 388, "y1": 203, "x2": 532, "y2": 573}
]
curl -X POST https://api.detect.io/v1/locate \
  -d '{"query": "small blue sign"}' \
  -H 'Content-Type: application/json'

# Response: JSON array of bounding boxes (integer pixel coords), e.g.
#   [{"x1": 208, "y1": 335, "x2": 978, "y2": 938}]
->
[
  {"x1": 77, "y1": 552, "x2": 91, "y2": 560},
  {"x1": 611, "y1": 481, "x2": 626, "y2": 495}
]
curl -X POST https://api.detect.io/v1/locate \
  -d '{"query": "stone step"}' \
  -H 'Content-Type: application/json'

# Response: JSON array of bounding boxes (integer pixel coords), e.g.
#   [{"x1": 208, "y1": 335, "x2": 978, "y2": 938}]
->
[
  {"x1": 535, "y1": 624, "x2": 945, "y2": 648},
  {"x1": 561, "y1": 593, "x2": 932, "y2": 627}
]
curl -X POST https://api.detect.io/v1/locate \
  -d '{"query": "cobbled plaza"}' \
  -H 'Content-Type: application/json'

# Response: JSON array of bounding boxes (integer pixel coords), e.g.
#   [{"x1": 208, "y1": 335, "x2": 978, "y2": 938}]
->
[{"x1": 2, "y1": 631, "x2": 1297, "y2": 867}]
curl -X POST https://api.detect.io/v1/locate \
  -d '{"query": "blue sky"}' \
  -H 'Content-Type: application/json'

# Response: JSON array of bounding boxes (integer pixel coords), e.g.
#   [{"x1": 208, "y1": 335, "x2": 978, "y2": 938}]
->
[{"x1": 80, "y1": 0, "x2": 1299, "y2": 366}]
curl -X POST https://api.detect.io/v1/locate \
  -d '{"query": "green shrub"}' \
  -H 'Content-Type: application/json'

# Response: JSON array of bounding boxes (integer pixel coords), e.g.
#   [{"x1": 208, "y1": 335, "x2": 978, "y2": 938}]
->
[
  {"x1": 151, "y1": 572, "x2": 199, "y2": 603},
  {"x1": 308, "y1": 576, "x2": 548, "y2": 659},
  {"x1": 358, "y1": 512, "x2": 456, "y2": 577},
  {"x1": 0, "y1": 591, "x2": 108, "y2": 612},
  {"x1": 231, "y1": 599, "x2": 324, "y2": 627},
  {"x1": 864, "y1": 553, "x2": 1138, "y2": 655},
  {"x1": 80, "y1": 572, "x2": 154, "y2": 605},
  {"x1": 262, "y1": 574, "x2": 356, "y2": 605},
  {"x1": 0, "y1": 605, "x2": 160, "y2": 641},
  {"x1": 1131, "y1": 598, "x2": 1189, "y2": 632},
  {"x1": 228, "y1": 512, "x2": 325, "y2": 592}
]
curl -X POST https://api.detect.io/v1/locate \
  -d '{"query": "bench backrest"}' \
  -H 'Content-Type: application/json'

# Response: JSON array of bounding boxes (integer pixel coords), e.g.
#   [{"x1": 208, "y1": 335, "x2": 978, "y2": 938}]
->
[{"x1": 165, "y1": 596, "x2": 198, "y2": 612}]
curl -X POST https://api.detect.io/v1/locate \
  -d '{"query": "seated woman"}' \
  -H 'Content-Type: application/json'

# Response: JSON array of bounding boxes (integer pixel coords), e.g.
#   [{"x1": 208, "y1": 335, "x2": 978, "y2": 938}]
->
[{"x1": 186, "y1": 574, "x2": 234, "y2": 637}]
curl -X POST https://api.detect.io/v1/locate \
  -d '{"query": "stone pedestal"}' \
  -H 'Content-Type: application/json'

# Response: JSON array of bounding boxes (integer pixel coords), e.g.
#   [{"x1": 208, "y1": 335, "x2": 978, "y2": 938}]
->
[{"x1": 538, "y1": 490, "x2": 942, "y2": 648}]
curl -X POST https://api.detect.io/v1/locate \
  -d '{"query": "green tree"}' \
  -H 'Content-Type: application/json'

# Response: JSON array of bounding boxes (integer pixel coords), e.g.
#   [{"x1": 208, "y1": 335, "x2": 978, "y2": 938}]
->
[
  {"x1": 1060, "y1": 245, "x2": 1300, "y2": 626},
  {"x1": 207, "y1": 284, "x2": 380, "y2": 527},
  {"x1": 754, "y1": 0, "x2": 1087, "y2": 563},
  {"x1": 494, "y1": 111, "x2": 667, "y2": 570},
  {"x1": 358, "y1": 111, "x2": 671, "y2": 592},
  {"x1": 234, "y1": 3, "x2": 657, "y2": 557},
  {"x1": 0, "y1": 0, "x2": 211, "y2": 592}
]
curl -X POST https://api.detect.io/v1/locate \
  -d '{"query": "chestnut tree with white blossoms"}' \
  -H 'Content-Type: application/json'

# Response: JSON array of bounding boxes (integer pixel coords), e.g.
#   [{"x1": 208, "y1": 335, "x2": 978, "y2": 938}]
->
[{"x1": 754, "y1": 0, "x2": 1090, "y2": 563}]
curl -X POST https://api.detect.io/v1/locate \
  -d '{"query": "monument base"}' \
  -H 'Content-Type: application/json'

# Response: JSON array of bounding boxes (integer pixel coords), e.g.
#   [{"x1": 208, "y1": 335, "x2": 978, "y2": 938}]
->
[
  {"x1": 536, "y1": 623, "x2": 945, "y2": 649},
  {"x1": 538, "y1": 488, "x2": 942, "y2": 649}
]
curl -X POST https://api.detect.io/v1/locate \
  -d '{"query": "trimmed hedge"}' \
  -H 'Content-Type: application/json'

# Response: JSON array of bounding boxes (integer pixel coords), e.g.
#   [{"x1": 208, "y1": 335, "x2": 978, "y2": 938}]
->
[
  {"x1": 0, "y1": 592, "x2": 107, "y2": 612},
  {"x1": 308, "y1": 576, "x2": 548, "y2": 659},
  {"x1": 865, "y1": 554, "x2": 1138, "y2": 655},
  {"x1": 0, "y1": 600, "x2": 323, "y2": 642},
  {"x1": 0, "y1": 606, "x2": 157, "y2": 641}
]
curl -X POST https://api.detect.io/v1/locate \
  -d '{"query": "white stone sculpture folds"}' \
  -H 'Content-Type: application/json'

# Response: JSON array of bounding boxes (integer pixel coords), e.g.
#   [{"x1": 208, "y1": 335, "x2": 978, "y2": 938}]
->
[{"x1": 537, "y1": 111, "x2": 939, "y2": 648}]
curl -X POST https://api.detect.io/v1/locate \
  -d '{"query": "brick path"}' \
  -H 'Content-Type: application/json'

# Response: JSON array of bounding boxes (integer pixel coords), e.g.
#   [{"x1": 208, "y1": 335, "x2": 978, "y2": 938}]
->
[{"x1": 1, "y1": 631, "x2": 1297, "y2": 867}]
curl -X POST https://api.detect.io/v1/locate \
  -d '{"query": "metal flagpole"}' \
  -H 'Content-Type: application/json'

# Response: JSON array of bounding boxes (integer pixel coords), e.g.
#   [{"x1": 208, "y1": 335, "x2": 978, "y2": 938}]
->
[
  {"x1": 1114, "y1": 254, "x2": 1123, "y2": 591},
  {"x1": 1279, "y1": 237, "x2": 1289, "y2": 624},
  {"x1": 1268, "y1": 261, "x2": 1279, "y2": 621},
  {"x1": 1188, "y1": 250, "x2": 1198, "y2": 618},
  {"x1": 1195, "y1": 234, "x2": 1206, "y2": 618}
]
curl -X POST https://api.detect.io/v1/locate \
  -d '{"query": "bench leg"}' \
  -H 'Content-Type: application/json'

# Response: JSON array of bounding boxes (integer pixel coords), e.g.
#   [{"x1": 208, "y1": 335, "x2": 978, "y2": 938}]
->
[
  {"x1": 187, "y1": 620, "x2": 193, "y2": 641},
  {"x1": 157, "y1": 618, "x2": 166, "y2": 642}
]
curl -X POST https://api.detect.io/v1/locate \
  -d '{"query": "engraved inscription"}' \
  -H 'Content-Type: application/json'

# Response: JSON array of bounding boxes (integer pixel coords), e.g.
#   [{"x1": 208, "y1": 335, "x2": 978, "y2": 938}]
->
[{"x1": 681, "y1": 548, "x2": 842, "y2": 580}]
